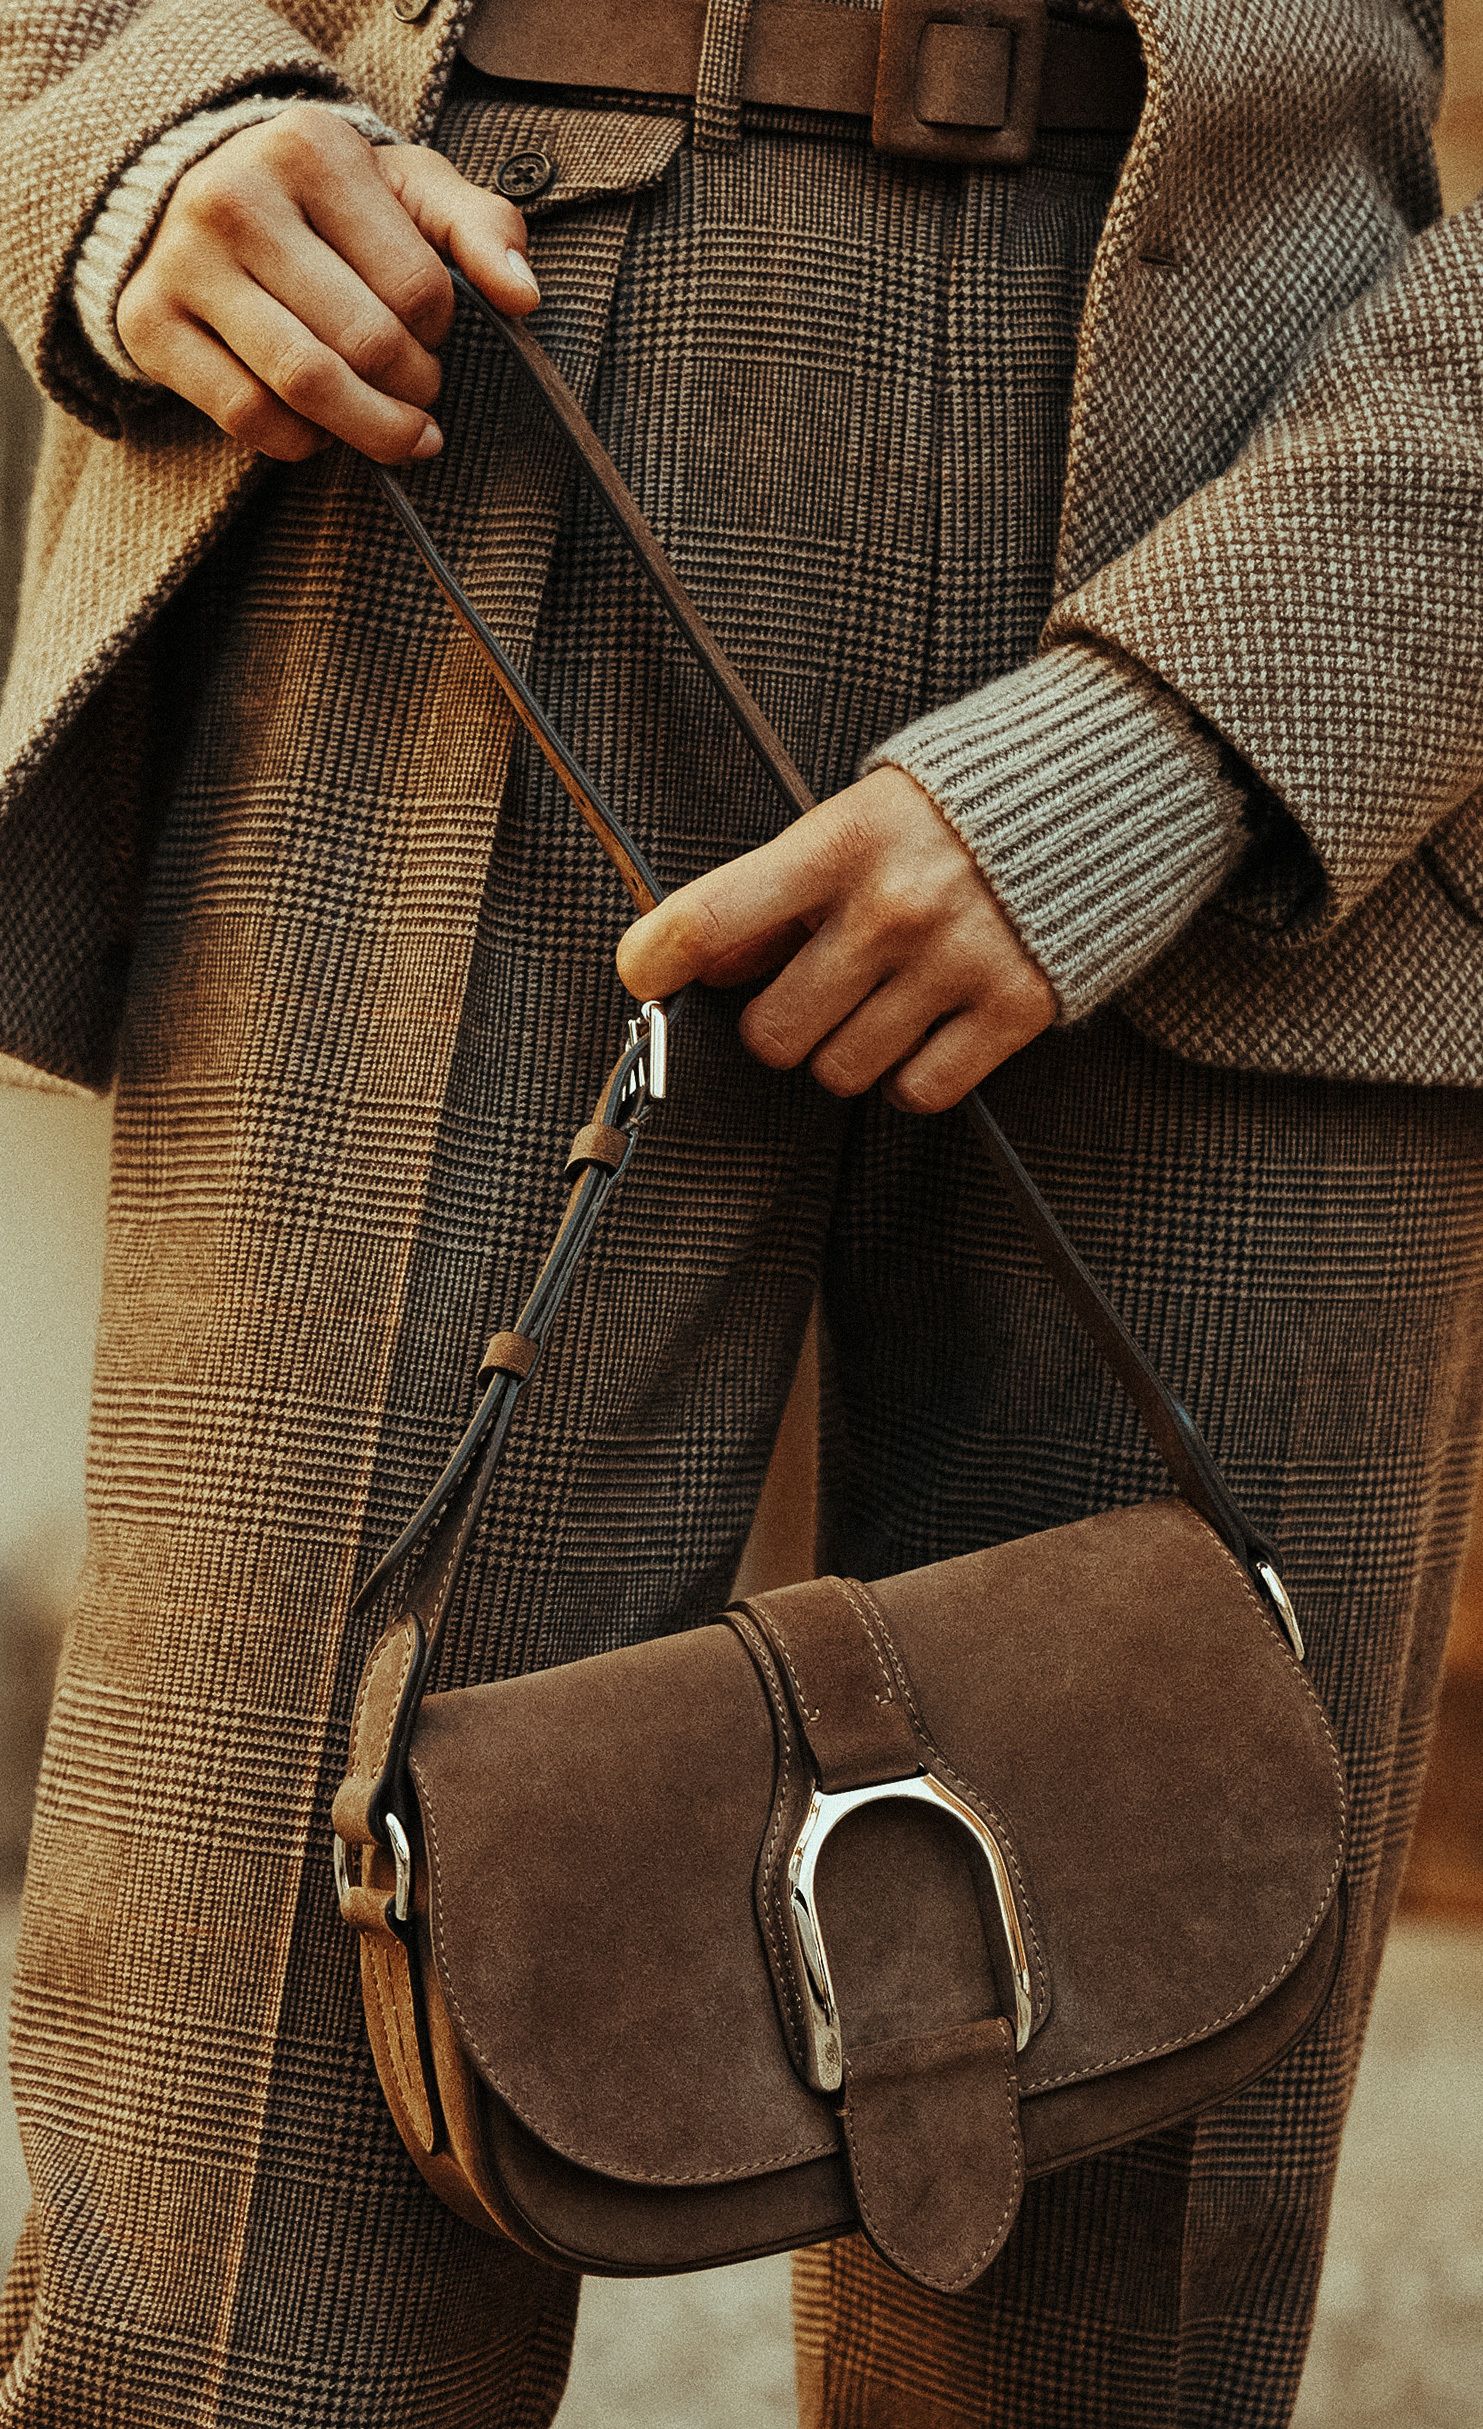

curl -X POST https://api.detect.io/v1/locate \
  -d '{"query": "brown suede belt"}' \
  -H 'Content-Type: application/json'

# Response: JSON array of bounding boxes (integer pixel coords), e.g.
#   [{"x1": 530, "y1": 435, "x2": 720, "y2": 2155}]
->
[{"x1": 460, "y1": 0, "x2": 1145, "y2": 170}]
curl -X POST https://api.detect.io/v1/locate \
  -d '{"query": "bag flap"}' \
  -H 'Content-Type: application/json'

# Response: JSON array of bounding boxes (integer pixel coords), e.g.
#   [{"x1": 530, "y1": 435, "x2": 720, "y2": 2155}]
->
[
  {"x1": 410, "y1": 1621, "x2": 838, "y2": 2184},
  {"x1": 409, "y1": 1499, "x2": 1345, "y2": 2185}
]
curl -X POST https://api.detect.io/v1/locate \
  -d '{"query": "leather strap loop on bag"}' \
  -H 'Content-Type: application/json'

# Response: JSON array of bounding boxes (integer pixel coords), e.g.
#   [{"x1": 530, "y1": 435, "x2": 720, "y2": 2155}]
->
[
  {"x1": 562, "y1": 1120, "x2": 631, "y2": 1182},
  {"x1": 841, "y1": 2015, "x2": 1025, "y2": 2291},
  {"x1": 478, "y1": 1329, "x2": 541, "y2": 1385},
  {"x1": 730, "y1": 1573, "x2": 1047, "y2": 2094},
  {"x1": 742, "y1": 1573, "x2": 921, "y2": 1791}
]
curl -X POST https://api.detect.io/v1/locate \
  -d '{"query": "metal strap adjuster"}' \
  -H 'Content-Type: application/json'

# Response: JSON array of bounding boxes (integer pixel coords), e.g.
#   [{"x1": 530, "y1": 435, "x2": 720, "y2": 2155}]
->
[
  {"x1": 619, "y1": 997, "x2": 669, "y2": 1111},
  {"x1": 334, "y1": 1811, "x2": 413, "y2": 1926},
  {"x1": 1255, "y1": 1559, "x2": 1306, "y2": 1662},
  {"x1": 871, "y1": 0, "x2": 1048, "y2": 170}
]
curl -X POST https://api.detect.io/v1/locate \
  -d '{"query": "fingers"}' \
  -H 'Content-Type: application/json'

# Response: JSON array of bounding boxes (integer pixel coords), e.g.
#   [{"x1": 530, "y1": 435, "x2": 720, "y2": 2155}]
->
[
  {"x1": 884, "y1": 955, "x2": 1057, "y2": 1112},
  {"x1": 884, "y1": 1010, "x2": 1008, "y2": 1115},
  {"x1": 378, "y1": 144, "x2": 542, "y2": 316},
  {"x1": 116, "y1": 311, "x2": 330, "y2": 462},
  {"x1": 187, "y1": 269, "x2": 443, "y2": 462},
  {"x1": 116, "y1": 105, "x2": 544, "y2": 461},
  {"x1": 281, "y1": 129, "x2": 462, "y2": 351},
  {"x1": 808, "y1": 969, "x2": 964, "y2": 1098},
  {"x1": 616, "y1": 817, "x2": 848, "y2": 1000},
  {"x1": 737, "y1": 920, "x2": 901, "y2": 1069},
  {"x1": 234, "y1": 218, "x2": 444, "y2": 413}
]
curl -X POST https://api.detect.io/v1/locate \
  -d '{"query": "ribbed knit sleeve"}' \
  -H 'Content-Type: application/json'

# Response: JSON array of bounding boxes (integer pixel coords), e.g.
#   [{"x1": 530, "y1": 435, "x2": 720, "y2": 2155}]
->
[
  {"x1": 866, "y1": 642, "x2": 1250, "y2": 1023},
  {"x1": 73, "y1": 95, "x2": 395, "y2": 386}
]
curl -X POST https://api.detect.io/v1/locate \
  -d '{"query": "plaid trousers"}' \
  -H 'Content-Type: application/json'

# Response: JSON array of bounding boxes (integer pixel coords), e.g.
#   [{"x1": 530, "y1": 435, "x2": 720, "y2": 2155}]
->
[{"x1": 4, "y1": 58, "x2": 1483, "y2": 2429}]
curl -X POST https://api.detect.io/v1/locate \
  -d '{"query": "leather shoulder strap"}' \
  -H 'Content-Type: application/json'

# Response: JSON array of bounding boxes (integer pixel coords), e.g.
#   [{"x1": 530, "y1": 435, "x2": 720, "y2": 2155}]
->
[
  {"x1": 339, "y1": 275, "x2": 1295, "y2": 1851},
  {"x1": 370, "y1": 273, "x2": 1278, "y2": 1574}
]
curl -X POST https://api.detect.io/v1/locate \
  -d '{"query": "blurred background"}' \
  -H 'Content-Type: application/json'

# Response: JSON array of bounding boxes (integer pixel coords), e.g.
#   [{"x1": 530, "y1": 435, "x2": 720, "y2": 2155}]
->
[{"x1": 2, "y1": 19, "x2": 1482, "y2": 2423}]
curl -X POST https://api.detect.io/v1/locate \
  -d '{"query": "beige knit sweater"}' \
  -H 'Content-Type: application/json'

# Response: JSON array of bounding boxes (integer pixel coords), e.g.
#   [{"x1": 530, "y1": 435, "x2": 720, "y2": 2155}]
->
[{"x1": 1, "y1": 0, "x2": 1480, "y2": 1086}]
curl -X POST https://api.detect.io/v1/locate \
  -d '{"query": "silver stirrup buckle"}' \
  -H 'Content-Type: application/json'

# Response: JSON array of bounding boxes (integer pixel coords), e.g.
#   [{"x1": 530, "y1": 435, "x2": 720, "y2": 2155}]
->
[{"x1": 785, "y1": 1771, "x2": 1034, "y2": 2094}]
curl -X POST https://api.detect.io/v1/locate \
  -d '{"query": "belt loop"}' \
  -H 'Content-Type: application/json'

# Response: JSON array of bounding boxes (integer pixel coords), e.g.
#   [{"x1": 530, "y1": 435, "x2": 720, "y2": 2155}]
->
[{"x1": 694, "y1": 0, "x2": 757, "y2": 149}]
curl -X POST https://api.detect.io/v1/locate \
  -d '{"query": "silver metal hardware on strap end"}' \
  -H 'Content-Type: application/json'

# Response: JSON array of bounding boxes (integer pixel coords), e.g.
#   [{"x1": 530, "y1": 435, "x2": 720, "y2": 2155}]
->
[
  {"x1": 621, "y1": 998, "x2": 668, "y2": 1109},
  {"x1": 334, "y1": 1810, "x2": 413, "y2": 1925},
  {"x1": 785, "y1": 1772, "x2": 1035, "y2": 2095},
  {"x1": 1255, "y1": 1560, "x2": 1306, "y2": 1662}
]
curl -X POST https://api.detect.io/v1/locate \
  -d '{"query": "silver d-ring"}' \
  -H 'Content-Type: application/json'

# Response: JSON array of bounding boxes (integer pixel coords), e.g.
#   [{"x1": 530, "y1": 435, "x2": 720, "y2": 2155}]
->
[
  {"x1": 785, "y1": 1772, "x2": 1034, "y2": 2094},
  {"x1": 1255, "y1": 1559, "x2": 1306, "y2": 1661}
]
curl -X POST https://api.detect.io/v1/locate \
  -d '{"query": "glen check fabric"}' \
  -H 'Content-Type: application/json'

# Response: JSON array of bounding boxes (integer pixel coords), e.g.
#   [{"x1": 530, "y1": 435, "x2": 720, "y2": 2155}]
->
[
  {"x1": 4, "y1": 73, "x2": 1483, "y2": 2425},
  {"x1": 0, "y1": 0, "x2": 1481, "y2": 1087}
]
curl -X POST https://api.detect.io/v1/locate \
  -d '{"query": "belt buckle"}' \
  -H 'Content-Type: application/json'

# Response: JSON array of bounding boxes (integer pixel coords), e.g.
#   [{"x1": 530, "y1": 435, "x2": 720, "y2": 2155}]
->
[{"x1": 872, "y1": 0, "x2": 1048, "y2": 170}]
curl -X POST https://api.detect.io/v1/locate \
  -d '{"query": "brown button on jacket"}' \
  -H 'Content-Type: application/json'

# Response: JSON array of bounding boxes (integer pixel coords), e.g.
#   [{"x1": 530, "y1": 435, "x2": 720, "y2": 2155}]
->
[{"x1": 0, "y1": 0, "x2": 1479, "y2": 1088}]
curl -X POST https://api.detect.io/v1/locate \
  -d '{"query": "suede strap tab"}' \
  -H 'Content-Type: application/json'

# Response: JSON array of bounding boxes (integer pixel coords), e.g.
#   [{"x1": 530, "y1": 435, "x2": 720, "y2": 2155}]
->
[
  {"x1": 563, "y1": 1120, "x2": 631, "y2": 1183},
  {"x1": 740, "y1": 1573, "x2": 921, "y2": 1790},
  {"x1": 842, "y1": 2014, "x2": 1025, "y2": 2291},
  {"x1": 477, "y1": 1328, "x2": 541, "y2": 1387}
]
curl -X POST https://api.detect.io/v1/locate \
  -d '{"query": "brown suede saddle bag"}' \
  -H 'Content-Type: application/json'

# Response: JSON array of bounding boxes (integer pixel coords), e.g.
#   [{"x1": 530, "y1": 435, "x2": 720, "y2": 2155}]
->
[{"x1": 332, "y1": 283, "x2": 1347, "y2": 2294}]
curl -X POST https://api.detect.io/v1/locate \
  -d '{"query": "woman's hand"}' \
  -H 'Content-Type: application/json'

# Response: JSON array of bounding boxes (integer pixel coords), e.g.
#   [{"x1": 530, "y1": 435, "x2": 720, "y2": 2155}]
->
[
  {"x1": 616, "y1": 767, "x2": 1055, "y2": 1114},
  {"x1": 115, "y1": 103, "x2": 540, "y2": 464}
]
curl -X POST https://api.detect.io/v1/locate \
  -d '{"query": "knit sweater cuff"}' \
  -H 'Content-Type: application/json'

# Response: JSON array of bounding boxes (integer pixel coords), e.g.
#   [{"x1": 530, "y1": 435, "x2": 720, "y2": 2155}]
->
[
  {"x1": 73, "y1": 95, "x2": 396, "y2": 385},
  {"x1": 865, "y1": 643, "x2": 1250, "y2": 1023}
]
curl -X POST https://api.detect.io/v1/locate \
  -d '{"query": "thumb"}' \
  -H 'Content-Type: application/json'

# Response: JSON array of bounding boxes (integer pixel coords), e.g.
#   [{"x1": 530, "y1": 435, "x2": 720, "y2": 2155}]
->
[{"x1": 377, "y1": 144, "x2": 542, "y2": 315}]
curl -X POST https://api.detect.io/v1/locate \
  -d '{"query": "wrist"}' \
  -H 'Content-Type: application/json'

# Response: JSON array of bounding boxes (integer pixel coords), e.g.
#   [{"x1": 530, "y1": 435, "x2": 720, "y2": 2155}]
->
[{"x1": 864, "y1": 644, "x2": 1250, "y2": 1022}]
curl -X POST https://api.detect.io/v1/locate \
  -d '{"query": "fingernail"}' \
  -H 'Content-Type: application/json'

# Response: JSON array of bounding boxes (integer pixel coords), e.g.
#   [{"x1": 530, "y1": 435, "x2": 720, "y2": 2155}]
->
[
  {"x1": 412, "y1": 421, "x2": 443, "y2": 461},
  {"x1": 505, "y1": 247, "x2": 540, "y2": 300}
]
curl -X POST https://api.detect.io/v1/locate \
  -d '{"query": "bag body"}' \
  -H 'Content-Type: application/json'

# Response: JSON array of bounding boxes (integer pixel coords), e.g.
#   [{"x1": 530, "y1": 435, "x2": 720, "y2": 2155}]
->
[
  {"x1": 332, "y1": 287, "x2": 1347, "y2": 2295},
  {"x1": 339, "y1": 1499, "x2": 1343, "y2": 2291}
]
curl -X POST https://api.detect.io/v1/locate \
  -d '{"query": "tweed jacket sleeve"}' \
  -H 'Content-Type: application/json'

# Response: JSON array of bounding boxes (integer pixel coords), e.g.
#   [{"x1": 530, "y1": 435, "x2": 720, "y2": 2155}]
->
[
  {"x1": 874, "y1": 183, "x2": 1483, "y2": 1024},
  {"x1": 0, "y1": 0, "x2": 370, "y2": 434}
]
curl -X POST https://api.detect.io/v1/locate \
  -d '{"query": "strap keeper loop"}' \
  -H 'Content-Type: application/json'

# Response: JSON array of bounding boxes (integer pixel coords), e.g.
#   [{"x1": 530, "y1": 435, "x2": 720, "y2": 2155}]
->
[
  {"x1": 478, "y1": 1328, "x2": 541, "y2": 1388},
  {"x1": 334, "y1": 1810, "x2": 413, "y2": 1931},
  {"x1": 563, "y1": 1120, "x2": 632, "y2": 1183}
]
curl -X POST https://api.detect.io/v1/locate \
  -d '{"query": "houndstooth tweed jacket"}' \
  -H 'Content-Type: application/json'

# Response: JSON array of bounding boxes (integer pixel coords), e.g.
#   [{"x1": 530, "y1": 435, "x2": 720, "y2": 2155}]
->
[{"x1": 0, "y1": 0, "x2": 1479, "y2": 1089}]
